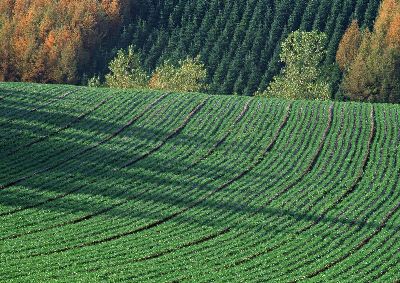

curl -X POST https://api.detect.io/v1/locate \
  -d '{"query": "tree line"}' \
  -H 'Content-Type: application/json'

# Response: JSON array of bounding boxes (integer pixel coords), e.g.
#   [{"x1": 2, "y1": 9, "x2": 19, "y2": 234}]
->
[
  {"x1": 0, "y1": 0, "x2": 132, "y2": 83},
  {"x1": 337, "y1": 0, "x2": 400, "y2": 103},
  {"x1": 0, "y1": 0, "x2": 398, "y2": 102},
  {"x1": 124, "y1": 0, "x2": 380, "y2": 96},
  {"x1": 257, "y1": 0, "x2": 400, "y2": 102}
]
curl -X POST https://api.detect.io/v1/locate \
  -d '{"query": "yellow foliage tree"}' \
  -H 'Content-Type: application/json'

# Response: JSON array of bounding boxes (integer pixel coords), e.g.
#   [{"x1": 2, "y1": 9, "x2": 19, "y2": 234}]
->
[
  {"x1": 339, "y1": 0, "x2": 400, "y2": 102},
  {"x1": 149, "y1": 56, "x2": 207, "y2": 93},
  {"x1": 336, "y1": 20, "x2": 363, "y2": 72},
  {"x1": 105, "y1": 46, "x2": 148, "y2": 89}
]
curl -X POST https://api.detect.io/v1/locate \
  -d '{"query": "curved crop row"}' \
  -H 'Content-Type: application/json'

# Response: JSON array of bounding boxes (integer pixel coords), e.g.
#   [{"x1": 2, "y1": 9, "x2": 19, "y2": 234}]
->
[{"x1": 0, "y1": 83, "x2": 398, "y2": 282}]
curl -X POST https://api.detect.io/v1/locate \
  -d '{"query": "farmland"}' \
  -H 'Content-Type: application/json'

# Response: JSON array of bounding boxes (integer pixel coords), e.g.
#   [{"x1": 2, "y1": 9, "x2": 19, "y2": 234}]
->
[{"x1": 0, "y1": 82, "x2": 399, "y2": 282}]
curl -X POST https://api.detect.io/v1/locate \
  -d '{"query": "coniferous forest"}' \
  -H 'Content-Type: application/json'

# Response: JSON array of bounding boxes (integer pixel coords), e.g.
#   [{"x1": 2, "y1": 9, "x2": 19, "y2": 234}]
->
[
  {"x1": 127, "y1": 0, "x2": 380, "y2": 96},
  {"x1": 1, "y1": 0, "x2": 399, "y2": 101}
]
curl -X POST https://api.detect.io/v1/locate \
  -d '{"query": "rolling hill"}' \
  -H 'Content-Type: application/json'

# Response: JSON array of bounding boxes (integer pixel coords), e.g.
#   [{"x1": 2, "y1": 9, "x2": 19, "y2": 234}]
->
[{"x1": 0, "y1": 83, "x2": 399, "y2": 282}]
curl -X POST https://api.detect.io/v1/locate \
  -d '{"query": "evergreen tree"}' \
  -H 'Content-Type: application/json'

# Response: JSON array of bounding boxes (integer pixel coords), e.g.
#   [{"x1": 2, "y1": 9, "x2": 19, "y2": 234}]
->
[
  {"x1": 287, "y1": 0, "x2": 306, "y2": 32},
  {"x1": 300, "y1": 0, "x2": 320, "y2": 31},
  {"x1": 0, "y1": 0, "x2": 381, "y2": 95},
  {"x1": 325, "y1": 0, "x2": 354, "y2": 65},
  {"x1": 354, "y1": 0, "x2": 370, "y2": 24},
  {"x1": 363, "y1": 0, "x2": 381, "y2": 28},
  {"x1": 313, "y1": 0, "x2": 334, "y2": 31}
]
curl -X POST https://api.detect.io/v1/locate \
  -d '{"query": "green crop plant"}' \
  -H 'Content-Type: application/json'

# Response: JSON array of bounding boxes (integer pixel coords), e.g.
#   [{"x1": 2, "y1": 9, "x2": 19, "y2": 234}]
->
[{"x1": 0, "y1": 82, "x2": 398, "y2": 282}]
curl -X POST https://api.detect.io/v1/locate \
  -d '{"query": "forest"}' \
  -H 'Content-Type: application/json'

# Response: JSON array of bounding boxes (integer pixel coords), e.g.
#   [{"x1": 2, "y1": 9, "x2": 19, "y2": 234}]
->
[{"x1": 0, "y1": 0, "x2": 399, "y2": 102}]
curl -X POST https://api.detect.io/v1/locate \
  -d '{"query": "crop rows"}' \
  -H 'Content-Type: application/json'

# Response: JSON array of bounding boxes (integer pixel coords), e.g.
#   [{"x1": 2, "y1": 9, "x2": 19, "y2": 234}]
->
[{"x1": 0, "y1": 83, "x2": 399, "y2": 282}]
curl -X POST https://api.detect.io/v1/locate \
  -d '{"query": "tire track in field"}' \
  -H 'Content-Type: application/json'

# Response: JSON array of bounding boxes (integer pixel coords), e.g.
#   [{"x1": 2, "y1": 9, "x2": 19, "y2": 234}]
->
[
  {"x1": 220, "y1": 105, "x2": 375, "y2": 278},
  {"x1": 0, "y1": 98, "x2": 243, "y2": 229},
  {"x1": 119, "y1": 98, "x2": 209, "y2": 168},
  {"x1": 223, "y1": 105, "x2": 376, "y2": 270},
  {"x1": 267, "y1": 110, "x2": 388, "y2": 282},
  {"x1": 125, "y1": 229, "x2": 226, "y2": 264},
  {"x1": 342, "y1": 220, "x2": 399, "y2": 281},
  {"x1": 298, "y1": 106, "x2": 376, "y2": 232},
  {"x1": 117, "y1": 102, "x2": 333, "y2": 267},
  {"x1": 0, "y1": 93, "x2": 169, "y2": 191},
  {"x1": 6, "y1": 90, "x2": 75, "y2": 115},
  {"x1": 310, "y1": 107, "x2": 385, "y2": 249},
  {"x1": 5, "y1": 97, "x2": 113, "y2": 157},
  {"x1": 184, "y1": 100, "x2": 251, "y2": 170},
  {"x1": 253, "y1": 103, "x2": 334, "y2": 206},
  {"x1": 0, "y1": 182, "x2": 87, "y2": 218},
  {"x1": 119, "y1": 98, "x2": 248, "y2": 170},
  {"x1": 0, "y1": 97, "x2": 234, "y2": 218},
  {"x1": 67, "y1": 102, "x2": 320, "y2": 276},
  {"x1": 290, "y1": 107, "x2": 399, "y2": 280},
  {"x1": 23, "y1": 103, "x2": 291, "y2": 257},
  {"x1": 0, "y1": 90, "x2": 17, "y2": 101},
  {"x1": 0, "y1": 98, "x2": 207, "y2": 240},
  {"x1": 27, "y1": 90, "x2": 74, "y2": 113},
  {"x1": 100, "y1": 101, "x2": 304, "y2": 278},
  {"x1": 319, "y1": 106, "x2": 382, "y2": 233},
  {"x1": 296, "y1": 201, "x2": 400, "y2": 281},
  {"x1": 0, "y1": 90, "x2": 75, "y2": 125},
  {"x1": 56, "y1": 101, "x2": 302, "y2": 276},
  {"x1": 0, "y1": 90, "x2": 76, "y2": 153},
  {"x1": 242, "y1": 104, "x2": 365, "y2": 269},
  {"x1": 278, "y1": 106, "x2": 386, "y2": 279}
]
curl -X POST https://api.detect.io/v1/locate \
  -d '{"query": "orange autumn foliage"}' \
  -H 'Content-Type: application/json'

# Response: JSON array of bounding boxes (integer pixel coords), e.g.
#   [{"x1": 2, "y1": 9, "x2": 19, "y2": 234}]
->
[
  {"x1": 338, "y1": 0, "x2": 400, "y2": 103},
  {"x1": 0, "y1": 0, "x2": 131, "y2": 83},
  {"x1": 387, "y1": 13, "x2": 400, "y2": 48},
  {"x1": 336, "y1": 20, "x2": 363, "y2": 71}
]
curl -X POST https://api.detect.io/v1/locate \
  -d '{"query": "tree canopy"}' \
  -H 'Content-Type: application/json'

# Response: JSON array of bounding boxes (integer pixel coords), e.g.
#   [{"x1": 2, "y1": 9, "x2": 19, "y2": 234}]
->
[
  {"x1": 260, "y1": 30, "x2": 331, "y2": 100},
  {"x1": 339, "y1": 0, "x2": 400, "y2": 103},
  {"x1": 0, "y1": 0, "x2": 131, "y2": 83}
]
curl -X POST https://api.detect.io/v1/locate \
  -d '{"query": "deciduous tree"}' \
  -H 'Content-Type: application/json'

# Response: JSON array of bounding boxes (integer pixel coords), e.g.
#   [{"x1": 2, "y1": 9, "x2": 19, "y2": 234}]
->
[
  {"x1": 149, "y1": 56, "x2": 207, "y2": 93},
  {"x1": 260, "y1": 30, "x2": 331, "y2": 100},
  {"x1": 0, "y1": 0, "x2": 131, "y2": 83},
  {"x1": 336, "y1": 20, "x2": 363, "y2": 71},
  {"x1": 340, "y1": 0, "x2": 400, "y2": 102},
  {"x1": 105, "y1": 45, "x2": 148, "y2": 89}
]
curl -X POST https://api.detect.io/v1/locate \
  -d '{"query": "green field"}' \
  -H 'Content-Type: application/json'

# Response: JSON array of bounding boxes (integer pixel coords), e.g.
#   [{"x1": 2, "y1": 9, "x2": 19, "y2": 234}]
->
[{"x1": 0, "y1": 83, "x2": 399, "y2": 282}]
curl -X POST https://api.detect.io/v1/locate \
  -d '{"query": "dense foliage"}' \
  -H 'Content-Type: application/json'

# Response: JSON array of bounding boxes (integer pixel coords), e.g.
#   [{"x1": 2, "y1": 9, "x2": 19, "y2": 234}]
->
[
  {"x1": 336, "y1": 20, "x2": 363, "y2": 72},
  {"x1": 0, "y1": 83, "x2": 399, "y2": 281},
  {"x1": 0, "y1": 0, "x2": 132, "y2": 83},
  {"x1": 105, "y1": 45, "x2": 149, "y2": 89},
  {"x1": 102, "y1": 46, "x2": 207, "y2": 92},
  {"x1": 126, "y1": 0, "x2": 380, "y2": 95},
  {"x1": 148, "y1": 56, "x2": 207, "y2": 92},
  {"x1": 2, "y1": 0, "x2": 398, "y2": 102},
  {"x1": 338, "y1": 0, "x2": 400, "y2": 103},
  {"x1": 260, "y1": 31, "x2": 331, "y2": 100}
]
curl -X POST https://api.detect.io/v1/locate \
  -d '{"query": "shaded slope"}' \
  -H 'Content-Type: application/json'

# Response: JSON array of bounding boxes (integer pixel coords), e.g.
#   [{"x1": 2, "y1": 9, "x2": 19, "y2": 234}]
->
[{"x1": 0, "y1": 83, "x2": 399, "y2": 282}]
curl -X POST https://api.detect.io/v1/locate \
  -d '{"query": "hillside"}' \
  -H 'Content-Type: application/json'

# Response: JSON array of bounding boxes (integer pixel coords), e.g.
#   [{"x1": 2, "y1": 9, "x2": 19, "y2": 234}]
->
[
  {"x1": 0, "y1": 83, "x2": 399, "y2": 282},
  {"x1": 129, "y1": 0, "x2": 380, "y2": 95}
]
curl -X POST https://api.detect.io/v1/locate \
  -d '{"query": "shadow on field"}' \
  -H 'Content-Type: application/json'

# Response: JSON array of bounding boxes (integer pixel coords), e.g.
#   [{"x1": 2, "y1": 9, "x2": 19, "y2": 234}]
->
[
  {"x1": 0, "y1": 87, "x2": 398, "y2": 240},
  {"x1": 0, "y1": 97, "x2": 219, "y2": 161}
]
